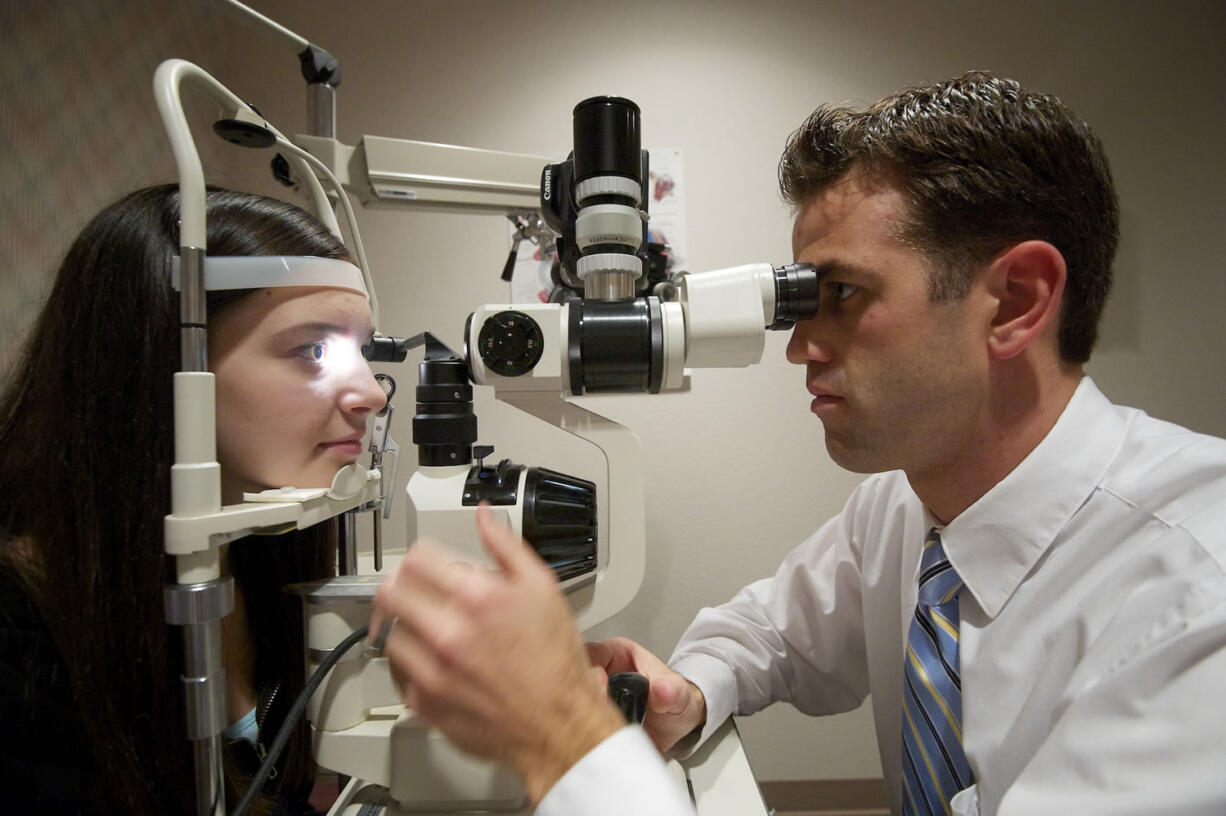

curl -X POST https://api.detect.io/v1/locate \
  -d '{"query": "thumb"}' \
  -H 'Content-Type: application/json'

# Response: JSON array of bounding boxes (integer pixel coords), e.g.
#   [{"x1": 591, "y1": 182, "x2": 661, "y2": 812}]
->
[
  {"x1": 475, "y1": 502, "x2": 531, "y2": 575},
  {"x1": 649, "y1": 673, "x2": 693, "y2": 717}
]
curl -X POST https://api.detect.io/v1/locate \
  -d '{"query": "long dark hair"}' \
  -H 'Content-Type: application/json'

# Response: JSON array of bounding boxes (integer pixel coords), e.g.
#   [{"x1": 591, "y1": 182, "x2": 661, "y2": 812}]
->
[{"x1": 0, "y1": 184, "x2": 347, "y2": 813}]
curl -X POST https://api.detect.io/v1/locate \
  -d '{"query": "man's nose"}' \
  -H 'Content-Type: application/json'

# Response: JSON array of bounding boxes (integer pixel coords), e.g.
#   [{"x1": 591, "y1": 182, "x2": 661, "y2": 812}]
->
[{"x1": 785, "y1": 316, "x2": 833, "y2": 365}]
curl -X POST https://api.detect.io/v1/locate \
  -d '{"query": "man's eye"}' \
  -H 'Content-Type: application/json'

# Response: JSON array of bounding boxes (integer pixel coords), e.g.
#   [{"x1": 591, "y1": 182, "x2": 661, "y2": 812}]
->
[{"x1": 832, "y1": 282, "x2": 859, "y2": 302}]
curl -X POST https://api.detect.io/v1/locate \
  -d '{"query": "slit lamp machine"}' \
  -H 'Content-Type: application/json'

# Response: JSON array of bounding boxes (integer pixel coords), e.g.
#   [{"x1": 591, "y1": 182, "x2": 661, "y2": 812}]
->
[{"x1": 161, "y1": 2, "x2": 823, "y2": 814}]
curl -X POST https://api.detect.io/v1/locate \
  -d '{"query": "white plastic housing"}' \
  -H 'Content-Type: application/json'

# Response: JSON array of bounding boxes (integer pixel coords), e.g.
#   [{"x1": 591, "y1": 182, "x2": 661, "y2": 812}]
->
[
  {"x1": 296, "y1": 134, "x2": 549, "y2": 214},
  {"x1": 323, "y1": 718, "x2": 769, "y2": 816},
  {"x1": 300, "y1": 578, "x2": 399, "y2": 730},
  {"x1": 466, "y1": 302, "x2": 569, "y2": 393},
  {"x1": 404, "y1": 466, "x2": 521, "y2": 564},
  {"x1": 388, "y1": 710, "x2": 525, "y2": 808},
  {"x1": 677, "y1": 262, "x2": 776, "y2": 368}
]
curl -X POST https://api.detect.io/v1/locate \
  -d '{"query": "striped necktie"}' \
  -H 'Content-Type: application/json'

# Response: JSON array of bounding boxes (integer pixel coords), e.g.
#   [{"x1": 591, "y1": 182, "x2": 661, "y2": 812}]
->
[{"x1": 902, "y1": 528, "x2": 973, "y2": 816}]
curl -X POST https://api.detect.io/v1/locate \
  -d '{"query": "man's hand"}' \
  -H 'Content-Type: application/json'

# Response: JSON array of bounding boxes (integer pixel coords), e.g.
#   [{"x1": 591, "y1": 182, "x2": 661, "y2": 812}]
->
[
  {"x1": 587, "y1": 636, "x2": 707, "y2": 754},
  {"x1": 370, "y1": 504, "x2": 626, "y2": 804}
]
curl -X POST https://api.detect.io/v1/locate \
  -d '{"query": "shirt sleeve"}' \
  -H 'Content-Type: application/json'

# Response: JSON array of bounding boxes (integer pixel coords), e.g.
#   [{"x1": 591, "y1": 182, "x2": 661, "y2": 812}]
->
[
  {"x1": 535, "y1": 726, "x2": 695, "y2": 816},
  {"x1": 667, "y1": 496, "x2": 873, "y2": 755},
  {"x1": 996, "y1": 583, "x2": 1226, "y2": 814}
]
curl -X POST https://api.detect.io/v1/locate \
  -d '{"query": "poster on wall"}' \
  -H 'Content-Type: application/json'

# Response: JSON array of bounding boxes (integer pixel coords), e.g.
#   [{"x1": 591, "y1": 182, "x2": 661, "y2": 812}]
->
[
  {"x1": 510, "y1": 148, "x2": 688, "y2": 303},
  {"x1": 646, "y1": 147, "x2": 688, "y2": 275}
]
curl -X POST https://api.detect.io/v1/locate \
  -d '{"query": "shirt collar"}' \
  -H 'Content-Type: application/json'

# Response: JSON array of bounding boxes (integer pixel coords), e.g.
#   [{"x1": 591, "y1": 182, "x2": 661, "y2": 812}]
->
[{"x1": 940, "y1": 377, "x2": 1127, "y2": 618}]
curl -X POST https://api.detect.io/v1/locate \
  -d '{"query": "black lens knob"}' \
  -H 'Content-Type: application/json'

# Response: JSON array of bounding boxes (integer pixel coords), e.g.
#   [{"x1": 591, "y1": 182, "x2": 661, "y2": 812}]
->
[
  {"x1": 477, "y1": 311, "x2": 545, "y2": 377},
  {"x1": 608, "y1": 672, "x2": 649, "y2": 725}
]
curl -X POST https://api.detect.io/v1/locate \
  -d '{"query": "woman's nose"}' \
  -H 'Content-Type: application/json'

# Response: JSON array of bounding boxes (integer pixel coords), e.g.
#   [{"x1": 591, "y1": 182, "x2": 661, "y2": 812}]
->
[{"x1": 341, "y1": 364, "x2": 390, "y2": 415}]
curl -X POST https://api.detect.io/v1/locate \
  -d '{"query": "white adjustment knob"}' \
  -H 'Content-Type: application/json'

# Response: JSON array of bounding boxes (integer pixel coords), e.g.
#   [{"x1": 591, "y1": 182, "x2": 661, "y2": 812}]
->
[
  {"x1": 576, "y1": 174, "x2": 642, "y2": 205},
  {"x1": 576, "y1": 204, "x2": 645, "y2": 250},
  {"x1": 576, "y1": 252, "x2": 643, "y2": 281}
]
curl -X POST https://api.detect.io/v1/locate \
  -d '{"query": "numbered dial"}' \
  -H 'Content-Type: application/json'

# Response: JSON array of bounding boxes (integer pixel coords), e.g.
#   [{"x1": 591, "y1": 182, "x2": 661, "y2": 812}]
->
[{"x1": 477, "y1": 311, "x2": 545, "y2": 377}]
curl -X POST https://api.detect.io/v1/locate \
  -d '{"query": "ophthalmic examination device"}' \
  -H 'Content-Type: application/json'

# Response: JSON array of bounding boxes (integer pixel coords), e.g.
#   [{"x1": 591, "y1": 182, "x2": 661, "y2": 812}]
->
[{"x1": 160, "y1": 3, "x2": 825, "y2": 815}]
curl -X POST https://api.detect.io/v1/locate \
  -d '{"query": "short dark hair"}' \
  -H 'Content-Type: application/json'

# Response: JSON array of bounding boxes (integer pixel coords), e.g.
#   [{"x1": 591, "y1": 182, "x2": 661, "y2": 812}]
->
[{"x1": 778, "y1": 71, "x2": 1119, "y2": 364}]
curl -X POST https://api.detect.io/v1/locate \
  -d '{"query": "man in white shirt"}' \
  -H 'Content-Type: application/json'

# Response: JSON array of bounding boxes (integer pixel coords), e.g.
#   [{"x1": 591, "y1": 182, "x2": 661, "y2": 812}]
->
[{"x1": 371, "y1": 71, "x2": 1226, "y2": 815}]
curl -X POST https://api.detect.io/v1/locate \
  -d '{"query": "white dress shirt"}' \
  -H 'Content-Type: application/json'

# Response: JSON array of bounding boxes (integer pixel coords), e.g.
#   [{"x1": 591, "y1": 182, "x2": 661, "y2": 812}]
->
[
  {"x1": 538, "y1": 378, "x2": 1226, "y2": 815},
  {"x1": 670, "y1": 377, "x2": 1226, "y2": 814},
  {"x1": 536, "y1": 725, "x2": 695, "y2": 815}
]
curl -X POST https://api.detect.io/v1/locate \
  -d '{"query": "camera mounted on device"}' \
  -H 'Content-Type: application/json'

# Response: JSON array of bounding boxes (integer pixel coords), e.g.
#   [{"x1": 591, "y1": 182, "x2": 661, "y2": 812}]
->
[{"x1": 471, "y1": 95, "x2": 824, "y2": 397}]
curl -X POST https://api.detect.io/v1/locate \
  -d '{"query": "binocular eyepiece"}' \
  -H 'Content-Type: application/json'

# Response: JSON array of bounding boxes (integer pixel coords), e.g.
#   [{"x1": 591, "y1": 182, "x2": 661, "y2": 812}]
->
[{"x1": 769, "y1": 262, "x2": 822, "y2": 330}]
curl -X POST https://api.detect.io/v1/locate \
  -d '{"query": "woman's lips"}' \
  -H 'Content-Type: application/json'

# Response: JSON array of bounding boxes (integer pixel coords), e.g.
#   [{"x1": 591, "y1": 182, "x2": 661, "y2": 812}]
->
[{"x1": 319, "y1": 439, "x2": 364, "y2": 457}]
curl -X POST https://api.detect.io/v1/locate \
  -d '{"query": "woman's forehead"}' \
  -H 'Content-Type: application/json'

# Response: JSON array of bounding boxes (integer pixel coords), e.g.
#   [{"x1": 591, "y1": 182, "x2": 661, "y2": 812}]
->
[{"x1": 220, "y1": 286, "x2": 373, "y2": 335}]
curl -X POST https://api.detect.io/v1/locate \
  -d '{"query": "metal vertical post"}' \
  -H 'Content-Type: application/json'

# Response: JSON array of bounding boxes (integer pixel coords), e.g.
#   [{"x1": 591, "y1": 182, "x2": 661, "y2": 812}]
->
[{"x1": 170, "y1": 245, "x2": 231, "y2": 815}]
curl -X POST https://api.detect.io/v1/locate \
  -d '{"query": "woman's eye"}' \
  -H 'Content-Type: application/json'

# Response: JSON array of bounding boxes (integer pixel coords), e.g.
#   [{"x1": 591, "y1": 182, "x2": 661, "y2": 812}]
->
[
  {"x1": 832, "y1": 282, "x2": 859, "y2": 302},
  {"x1": 298, "y1": 341, "x2": 329, "y2": 363}
]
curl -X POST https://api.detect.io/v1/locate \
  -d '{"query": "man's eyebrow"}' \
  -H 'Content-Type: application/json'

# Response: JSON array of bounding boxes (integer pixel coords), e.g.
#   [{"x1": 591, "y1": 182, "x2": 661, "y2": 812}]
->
[{"x1": 812, "y1": 259, "x2": 881, "y2": 282}]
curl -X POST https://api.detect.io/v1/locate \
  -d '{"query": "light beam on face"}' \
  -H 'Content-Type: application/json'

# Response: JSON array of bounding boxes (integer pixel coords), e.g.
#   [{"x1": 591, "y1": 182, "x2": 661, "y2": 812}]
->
[
  {"x1": 303, "y1": 333, "x2": 369, "y2": 395},
  {"x1": 212, "y1": 287, "x2": 386, "y2": 502}
]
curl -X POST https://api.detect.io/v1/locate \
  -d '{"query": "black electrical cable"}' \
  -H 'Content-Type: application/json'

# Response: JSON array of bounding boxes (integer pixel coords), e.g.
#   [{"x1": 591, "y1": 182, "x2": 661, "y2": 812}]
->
[{"x1": 232, "y1": 624, "x2": 371, "y2": 816}]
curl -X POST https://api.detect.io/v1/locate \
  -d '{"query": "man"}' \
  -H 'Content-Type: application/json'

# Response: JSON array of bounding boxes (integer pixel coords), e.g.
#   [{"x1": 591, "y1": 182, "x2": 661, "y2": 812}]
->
[{"x1": 371, "y1": 71, "x2": 1226, "y2": 815}]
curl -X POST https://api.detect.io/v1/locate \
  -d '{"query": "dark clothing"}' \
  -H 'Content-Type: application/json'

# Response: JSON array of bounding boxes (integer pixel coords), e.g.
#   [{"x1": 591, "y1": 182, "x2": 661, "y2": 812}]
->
[
  {"x1": 0, "y1": 568, "x2": 97, "y2": 811},
  {"x1": 0, "y1": 568, "x2": 319, "y2": 814}
]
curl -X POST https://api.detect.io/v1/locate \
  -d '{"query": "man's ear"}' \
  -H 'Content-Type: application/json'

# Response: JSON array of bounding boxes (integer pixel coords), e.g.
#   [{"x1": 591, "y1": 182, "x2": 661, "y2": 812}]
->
[{"x1": 985, "y1": 240, "x2": 1066, "y2": 361}]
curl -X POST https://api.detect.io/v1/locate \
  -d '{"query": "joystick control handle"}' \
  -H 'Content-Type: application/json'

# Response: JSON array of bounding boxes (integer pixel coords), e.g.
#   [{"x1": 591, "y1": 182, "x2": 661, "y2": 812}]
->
[{"x1": 608, "y1": 671, "x2": 649, "y2": 725}]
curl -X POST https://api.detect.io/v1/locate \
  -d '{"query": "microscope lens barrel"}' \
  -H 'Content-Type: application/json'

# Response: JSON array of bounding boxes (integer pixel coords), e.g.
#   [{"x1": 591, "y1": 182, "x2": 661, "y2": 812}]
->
[
  {"x1": 572, "y1": 96, "x2": 641, "y2": 186},
  {"x1": 412, "y1": 357, "x2": 477, "y2": 466},
  {"x1": 568, "y1": 299, "x2": 664, "y2": 394}
]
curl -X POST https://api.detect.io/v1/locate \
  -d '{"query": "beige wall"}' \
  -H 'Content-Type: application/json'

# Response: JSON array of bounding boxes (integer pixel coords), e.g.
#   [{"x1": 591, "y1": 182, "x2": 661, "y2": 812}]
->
[{"x1": 4, "y1": 0, "x2": 1223, "y2": 783}]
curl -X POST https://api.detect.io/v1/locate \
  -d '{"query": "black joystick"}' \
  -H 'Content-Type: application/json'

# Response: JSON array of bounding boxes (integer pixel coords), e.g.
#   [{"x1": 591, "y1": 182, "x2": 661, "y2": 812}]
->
[{"x1": 608, "y1": 671, "x2": 649, "y2": 725}]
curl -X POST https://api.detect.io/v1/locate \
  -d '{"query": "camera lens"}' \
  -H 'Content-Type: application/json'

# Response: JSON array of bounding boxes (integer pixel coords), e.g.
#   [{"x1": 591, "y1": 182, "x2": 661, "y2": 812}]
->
[{"x1": 572, "y1": 96, "x2": 641, "y2": 186}]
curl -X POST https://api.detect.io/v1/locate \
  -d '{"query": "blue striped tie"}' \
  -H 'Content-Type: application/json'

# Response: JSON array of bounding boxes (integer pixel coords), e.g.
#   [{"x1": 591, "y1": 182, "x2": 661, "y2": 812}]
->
[{"x1": 902, "y1": 528, "x2": 973, "y2": 816}]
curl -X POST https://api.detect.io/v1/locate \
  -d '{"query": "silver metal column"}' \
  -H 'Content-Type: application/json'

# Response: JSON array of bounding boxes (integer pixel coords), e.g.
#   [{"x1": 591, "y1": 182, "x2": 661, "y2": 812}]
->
[
  {"x1": 338, "y1": 510, "x2": 359, "y2": 575},
  {"x1": 166, "y1": 577, "x2": 234, "y2": 816},
  {"x1": 307, "y1": 83, "x2": 336, "y2": 139}
]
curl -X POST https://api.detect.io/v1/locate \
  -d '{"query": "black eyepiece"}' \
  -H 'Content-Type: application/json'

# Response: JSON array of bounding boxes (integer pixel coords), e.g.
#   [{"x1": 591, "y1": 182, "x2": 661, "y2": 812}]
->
[{"x1": 769, "y1": 263, "x2": 821, "y2": 330}]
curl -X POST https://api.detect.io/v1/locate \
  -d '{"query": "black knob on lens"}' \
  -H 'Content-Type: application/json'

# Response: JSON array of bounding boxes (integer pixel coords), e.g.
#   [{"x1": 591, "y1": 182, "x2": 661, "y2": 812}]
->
[
  {"x1": 573, "y1": 96, "x2": 641, "y2": 184},
  {"x1": 769, "y1": 262, "x2": 821, "y2": 330},
  {"x1": 608, "y1": 672, "x2": 649, "y2": 725},
  {"x1": 522, "y1": 467, "x2": 597, "y2": 581},
  {"x1": 477, "y1": 311, "x2": 545, "y2": 377}
]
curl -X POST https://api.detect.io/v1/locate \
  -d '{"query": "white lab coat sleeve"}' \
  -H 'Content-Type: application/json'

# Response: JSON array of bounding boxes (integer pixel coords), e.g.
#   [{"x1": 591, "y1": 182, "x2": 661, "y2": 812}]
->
[
  {"x1": 535, "y1": 726, "x2": 695, "y2": 815},
  {"x1": 996, "y1": 583, "x2": 1226, "y2": 814},
  {"x1": 667, "y1": 490, "x2": 873, "y2": 755}
]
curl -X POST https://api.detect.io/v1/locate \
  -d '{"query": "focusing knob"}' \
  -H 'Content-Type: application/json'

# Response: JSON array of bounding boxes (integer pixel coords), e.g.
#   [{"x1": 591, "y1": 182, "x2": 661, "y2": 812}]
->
[
  {"x1": 477, "y1": 311, "x2": 545, "y2": 377},
  {"x1": 608, "y1": 672, "x2": 649, "y2": 724}
]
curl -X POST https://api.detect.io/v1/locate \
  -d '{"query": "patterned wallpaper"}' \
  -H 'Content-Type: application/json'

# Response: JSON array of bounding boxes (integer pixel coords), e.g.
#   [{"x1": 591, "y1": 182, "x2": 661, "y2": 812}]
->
[{"x1": 0, "y1": 0, "x2": 231, "y2": 373}]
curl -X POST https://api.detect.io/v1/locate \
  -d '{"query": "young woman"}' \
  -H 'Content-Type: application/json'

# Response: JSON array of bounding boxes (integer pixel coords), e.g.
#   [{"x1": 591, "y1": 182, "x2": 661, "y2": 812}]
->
[{"x1": 0, "y1": 184, "x2": 386, "y2": 814}]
